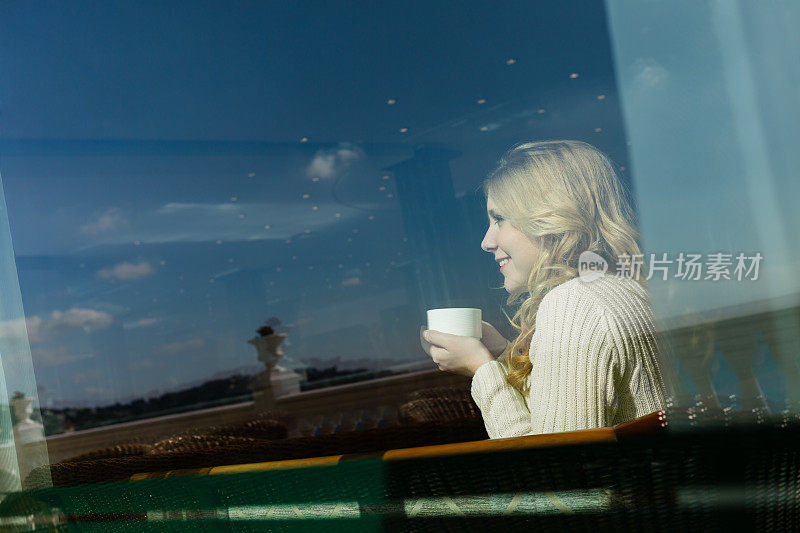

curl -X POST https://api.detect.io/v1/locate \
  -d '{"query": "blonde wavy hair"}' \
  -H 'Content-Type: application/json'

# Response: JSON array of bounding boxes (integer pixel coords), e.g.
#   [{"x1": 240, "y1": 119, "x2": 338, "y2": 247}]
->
[{"x1": 483, "y1": 140, "x2": 645, "y2": 395}]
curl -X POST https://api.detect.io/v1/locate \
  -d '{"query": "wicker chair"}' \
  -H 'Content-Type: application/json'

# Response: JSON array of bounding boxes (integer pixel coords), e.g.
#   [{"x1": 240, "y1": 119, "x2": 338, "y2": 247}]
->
[
  {"x1": 25, "y1": 417, "x2": 489, "y2": 489},
  {"x1": 399, "y1": 386, "x2": 483, "y2": 426},
  {"x1": 60, "y1": 443, "x2": 154, "y2": 464}
]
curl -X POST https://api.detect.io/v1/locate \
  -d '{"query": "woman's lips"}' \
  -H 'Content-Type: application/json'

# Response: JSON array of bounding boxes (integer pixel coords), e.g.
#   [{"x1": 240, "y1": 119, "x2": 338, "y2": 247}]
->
[{"x1": 500, "y1": 259, "x2": 510, "y2": 272}]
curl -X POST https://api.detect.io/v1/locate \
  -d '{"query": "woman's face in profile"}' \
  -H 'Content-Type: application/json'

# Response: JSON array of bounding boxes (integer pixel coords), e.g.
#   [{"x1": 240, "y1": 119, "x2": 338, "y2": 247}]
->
[{"x1": 481, "y1": 196, "x2": 541, "y2": 293}]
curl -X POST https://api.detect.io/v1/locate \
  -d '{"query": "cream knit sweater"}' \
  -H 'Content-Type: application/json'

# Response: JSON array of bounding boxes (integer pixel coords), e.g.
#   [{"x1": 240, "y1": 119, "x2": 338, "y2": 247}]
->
[{"x1": 471, "y1": 273, "x2": 666, "y2": 438}]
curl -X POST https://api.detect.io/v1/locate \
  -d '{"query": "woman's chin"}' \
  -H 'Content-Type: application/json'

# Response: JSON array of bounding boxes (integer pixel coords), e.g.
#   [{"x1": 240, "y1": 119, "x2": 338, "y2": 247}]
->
[{"x1": 503, "y1": 278, "x2": 520, "y2": 293}]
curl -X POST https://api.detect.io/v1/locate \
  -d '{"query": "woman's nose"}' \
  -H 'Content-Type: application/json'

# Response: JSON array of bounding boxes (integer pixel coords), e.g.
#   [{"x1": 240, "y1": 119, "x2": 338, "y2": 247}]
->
[{"x1": 481, "y1": 227, "x2": 496, "y2": 253}]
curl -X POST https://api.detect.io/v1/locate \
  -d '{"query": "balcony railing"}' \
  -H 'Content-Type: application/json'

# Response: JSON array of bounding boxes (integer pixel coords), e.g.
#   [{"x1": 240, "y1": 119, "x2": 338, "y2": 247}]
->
[{"x1": 9, "y1": 297, "x2": 799, "y2": 487}]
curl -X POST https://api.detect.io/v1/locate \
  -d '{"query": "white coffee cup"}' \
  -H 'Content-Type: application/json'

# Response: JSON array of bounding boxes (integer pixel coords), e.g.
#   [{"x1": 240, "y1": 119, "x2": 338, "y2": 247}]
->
[{"x1": 427, "y1": 308, "x2": 482, "y2": 338}]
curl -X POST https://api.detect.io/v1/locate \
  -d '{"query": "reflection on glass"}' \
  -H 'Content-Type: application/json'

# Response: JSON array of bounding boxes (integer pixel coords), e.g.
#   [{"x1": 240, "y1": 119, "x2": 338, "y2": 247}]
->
[
  {"x1": 0, "y1": 2, "x2": 794, "y2": 508},
  {"x1": 606, "y1": 0, "x2": 800, "y2": 416}
]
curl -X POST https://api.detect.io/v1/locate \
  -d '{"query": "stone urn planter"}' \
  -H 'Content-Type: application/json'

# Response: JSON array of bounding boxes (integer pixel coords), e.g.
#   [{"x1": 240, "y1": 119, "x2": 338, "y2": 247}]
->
[
  {"x1": 10, "y1": 394, "x2": 46, "y2": 484},
  {"x1": 11, "y1": 396, "x2": 43, "y2": 445},
  {"x1": 248, "y1": 333, "x2": 287, "y2": 411}
]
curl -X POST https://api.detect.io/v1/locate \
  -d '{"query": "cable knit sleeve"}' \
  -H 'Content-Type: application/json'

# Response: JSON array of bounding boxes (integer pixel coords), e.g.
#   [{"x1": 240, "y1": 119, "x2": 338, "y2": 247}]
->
[
  {"x1": 470, "y1": 275, "x2": 666, "y2": 439},
  {"x1": 470, "y1": 359, "x2": 532, "y2": 439},
  {"x1": 600, "y1": 280, "x2": 667, "y2": 423}
]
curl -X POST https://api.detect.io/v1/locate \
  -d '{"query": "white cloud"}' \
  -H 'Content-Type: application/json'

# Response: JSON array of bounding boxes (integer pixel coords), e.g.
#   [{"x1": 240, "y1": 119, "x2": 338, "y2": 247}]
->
[
  {"x1": 0, "y1": 316, "x2": 43, "y2": 344},
  {"x1": 49, "y1": 308, "x2": 114, "y2": 333},
  {"x1": 306, "y1": 153, "x2": 337, "y2": 179},
  {"x1": 0, "y1": 308, "x2": 113, "y2": 348},
  {"x1": 97, "y1": 261, "x2": 155, "y2": 281},
  {"x1": 123, "y1": 317, "x2": 158, "y2": 330},
  {"x1": 632, "y1": 58, "x2": 669, "y2": 89},
  {"x1": 156, "y1": 203, "x2": 239, "y2": 215},
  {"x1": 336, "y1": 147, "x2": 362, "y2": 163},
  {"x1": 76, "y1": 200, "x2": 371, "y2": 249},
  {"x1": 26, "y1": 316, "x2": 44, "y2": 343},
  {"x1": 156, "y1": 338, "x2": 206, "y2": 356},
  {"x1": 306, "y1": 143, "x2": 364, "y2": 179},
  {"x1": 80, "y1": 207, "x2": 128, "y2": 235},
  {"x1": 341, "y1": 276, "x2": 361, "y2": 287}
]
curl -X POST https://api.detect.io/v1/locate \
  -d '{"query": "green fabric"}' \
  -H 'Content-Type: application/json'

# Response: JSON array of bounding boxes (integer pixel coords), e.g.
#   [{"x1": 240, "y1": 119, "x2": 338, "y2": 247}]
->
[
  {"x1": 0, "y1": 459, "x2": 388, "y2": 518},
  {"x1": 1, "y1": 518, "x2": 383, "y2": 532},
  {"x1": 0, "y1": 447, "x2": 617, "y2": 527}
]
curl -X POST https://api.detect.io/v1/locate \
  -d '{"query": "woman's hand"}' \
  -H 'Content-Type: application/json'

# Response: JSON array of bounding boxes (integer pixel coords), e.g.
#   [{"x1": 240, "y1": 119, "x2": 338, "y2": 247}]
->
[
  {"x1": 480, "y1": 321, "x2": 509, "y2": 358},
  {"x1": 419, "y1": 326, "x2": 494, "y2": 377}
]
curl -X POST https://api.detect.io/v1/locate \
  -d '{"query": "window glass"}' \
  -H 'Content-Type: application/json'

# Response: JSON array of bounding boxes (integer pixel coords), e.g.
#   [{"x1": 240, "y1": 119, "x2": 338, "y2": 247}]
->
[
  {"x1": 0, "y1": 0, "x2": 797, "y2": 491},
  {"x1": 606, "y1": 0, "x2": 800, "y2": 413}
]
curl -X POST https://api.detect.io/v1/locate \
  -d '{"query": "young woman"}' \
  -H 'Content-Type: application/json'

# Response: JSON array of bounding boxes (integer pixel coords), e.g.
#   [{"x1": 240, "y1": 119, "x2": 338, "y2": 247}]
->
[{"x1": 421, "y1": 140, "x2": 666, "y2": 438}]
